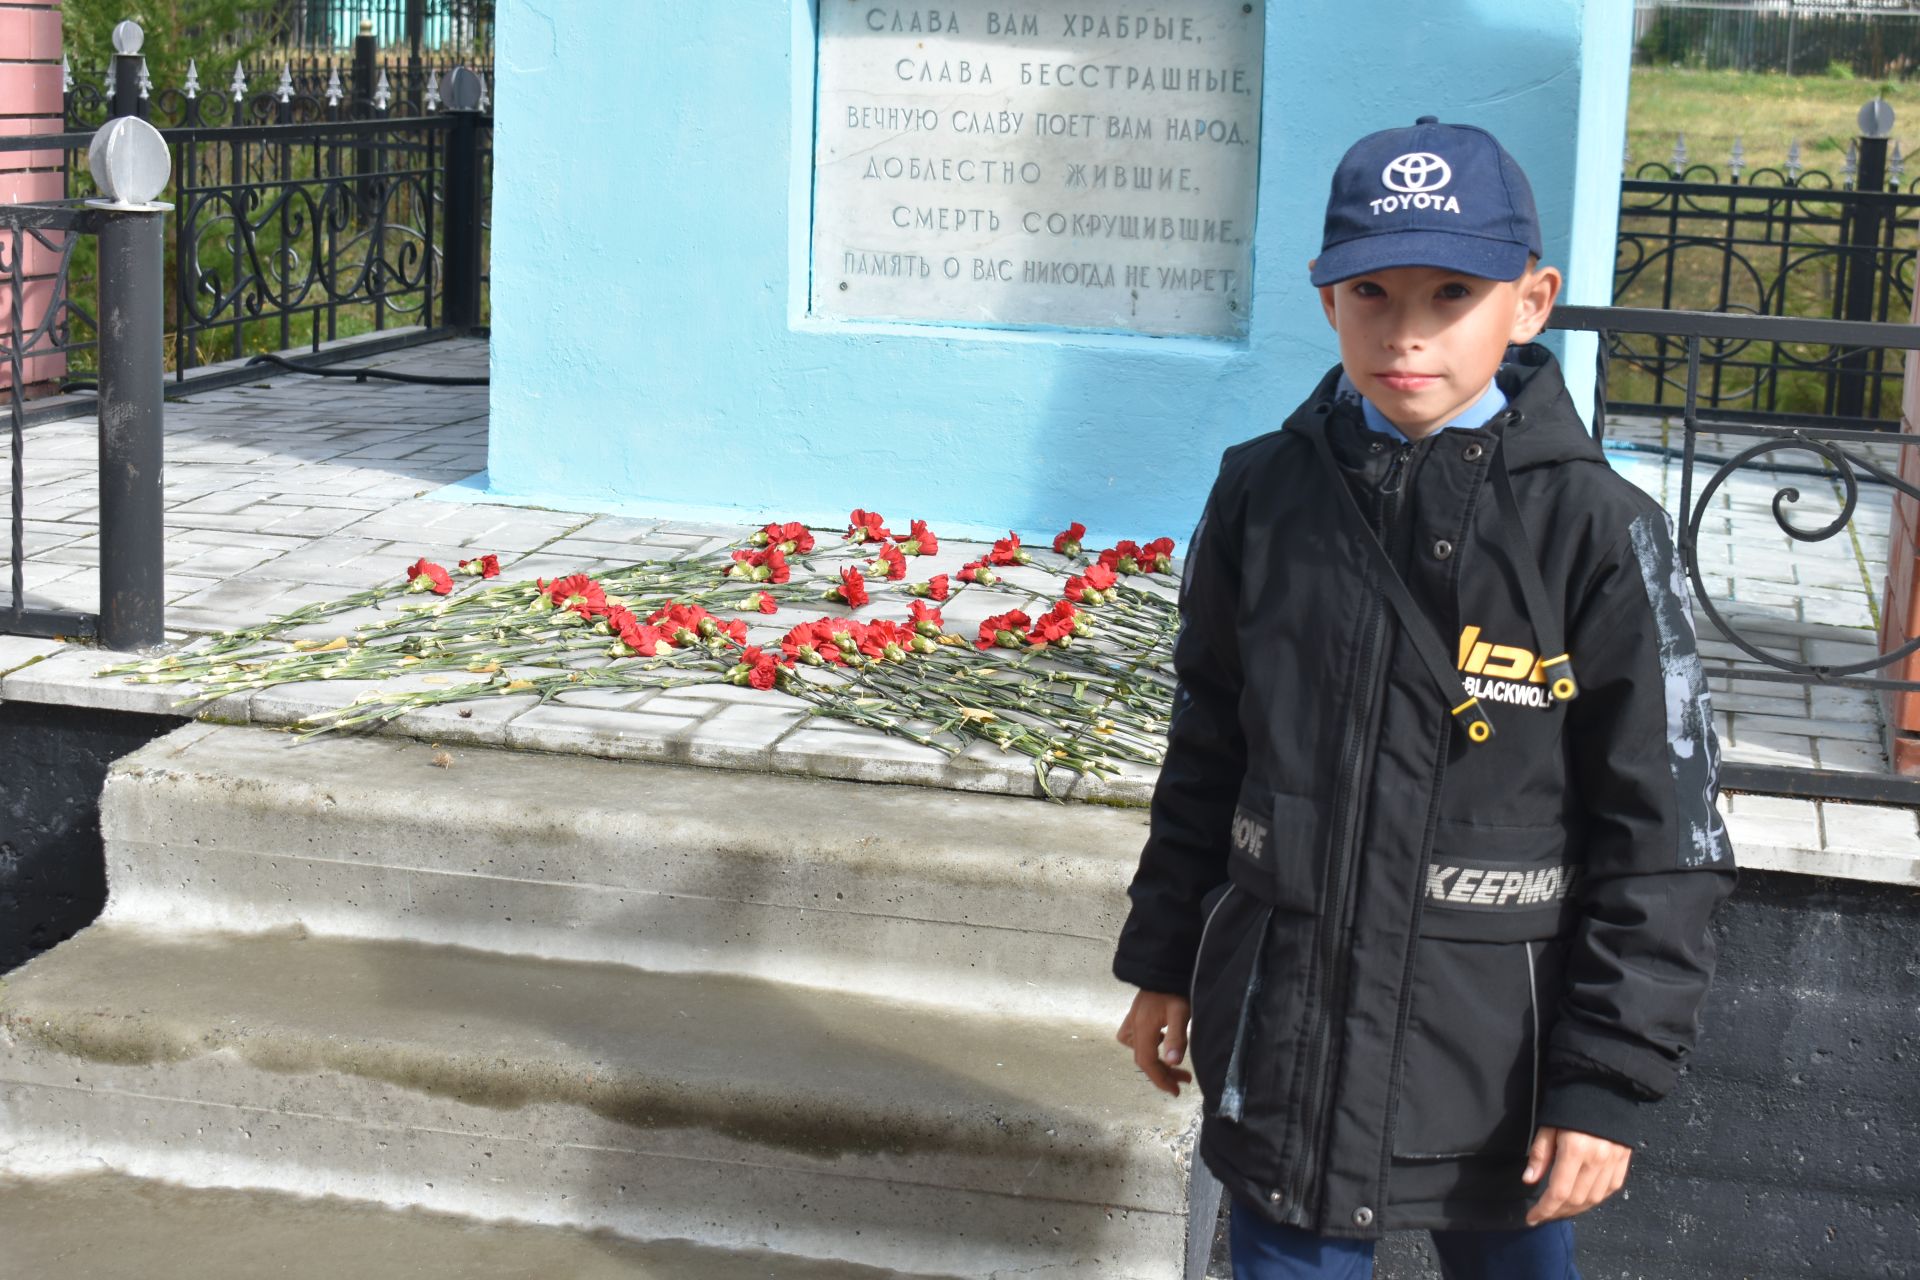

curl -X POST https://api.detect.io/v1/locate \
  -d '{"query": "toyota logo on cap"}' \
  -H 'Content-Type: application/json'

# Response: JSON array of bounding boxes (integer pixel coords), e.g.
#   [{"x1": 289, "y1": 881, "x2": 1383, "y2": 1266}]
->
[{"x1": 1382, "y1": 152, "x2": 1452, "y2": 194}]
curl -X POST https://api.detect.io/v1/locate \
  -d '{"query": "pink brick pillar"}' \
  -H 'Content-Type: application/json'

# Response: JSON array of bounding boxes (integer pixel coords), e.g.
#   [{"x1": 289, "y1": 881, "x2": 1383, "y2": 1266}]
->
[{"x1": 0, "y1": 0, "x2": 65, "y2": 393}]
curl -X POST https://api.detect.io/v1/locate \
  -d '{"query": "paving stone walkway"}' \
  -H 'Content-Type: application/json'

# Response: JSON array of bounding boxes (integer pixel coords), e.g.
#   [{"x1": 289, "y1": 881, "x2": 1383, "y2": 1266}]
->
[
  {"x1": 1, "y1": 335, "x2": 1914, "y2": 883},
  {"x1": 1606, "y1": 413, "x2": 1893, "y2": 774}
]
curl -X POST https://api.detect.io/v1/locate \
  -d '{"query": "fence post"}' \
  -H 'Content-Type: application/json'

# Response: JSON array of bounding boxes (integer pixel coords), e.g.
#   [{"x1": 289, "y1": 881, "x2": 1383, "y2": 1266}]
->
[
  {"x1": 352, "y1": 16, "x2": 376, "y2": 218},
  {"x1": 441, "y1": 66, "x2": 485, "y2": 334},
  {"x1": 108, "y1": 18, "x2": 144, "y2": 120},
  {"x1": 406, "y1": 0, "x2": 426, "y2": 113},
  {"x1": 85, "y1": 116, "x2": 171, "y2": 651},
  {"x1": 1837, "y1": 98, "x2": 1896, "y2": 419}
]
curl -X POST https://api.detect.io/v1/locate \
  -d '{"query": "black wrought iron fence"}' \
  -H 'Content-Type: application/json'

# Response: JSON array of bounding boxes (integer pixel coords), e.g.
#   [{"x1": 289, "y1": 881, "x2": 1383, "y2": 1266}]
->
[
  {"x1": 3, "y1": 144, "x2": 168, "y2": 649},
  {"x1": 0, "y1": 45, "x2": 490, "y2": 402},
  {"x1": 1559, "y1": 302, "x2": 1920, "y2": 803},
  {"x1": 65, "y1": 53, "x2": 494, "y2": 130},
  {"x1": 1612, "y1": 127, "x2": 1917, "y2": 425}
]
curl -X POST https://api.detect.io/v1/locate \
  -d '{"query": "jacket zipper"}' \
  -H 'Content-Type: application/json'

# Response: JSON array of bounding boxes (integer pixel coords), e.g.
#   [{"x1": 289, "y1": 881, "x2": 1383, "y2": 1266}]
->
[{"x1": 1281, "y1": 438, "x2": 1413, "y2": 1214}]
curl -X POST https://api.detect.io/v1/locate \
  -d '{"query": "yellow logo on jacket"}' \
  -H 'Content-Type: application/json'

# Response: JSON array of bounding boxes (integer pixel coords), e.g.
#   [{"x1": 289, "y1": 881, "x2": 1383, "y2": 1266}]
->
[{"x1": 1456, "y1": 625, "x2": 1559, "y2": 711}]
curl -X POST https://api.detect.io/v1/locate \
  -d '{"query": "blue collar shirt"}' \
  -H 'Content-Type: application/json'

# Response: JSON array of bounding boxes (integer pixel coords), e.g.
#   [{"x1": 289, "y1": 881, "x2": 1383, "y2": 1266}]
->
[{"x1": 1333, "y1": 371, "x2": 1508, "y2": 443}]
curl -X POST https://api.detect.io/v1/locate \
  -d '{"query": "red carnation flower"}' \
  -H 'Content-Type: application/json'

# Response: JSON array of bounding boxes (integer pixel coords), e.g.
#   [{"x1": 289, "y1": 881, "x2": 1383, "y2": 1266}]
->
[
  {"x1": 809, "y1": 618, "x2": 854, "y2": 664},
  {"x1": 779, "y1": 622, "x2": 821, "y2": 666},
  {"x1": 754, "y1": 520, "x2": 816, "y2": 555},
  {"x1": 987, "y1": 530, "x2": 1030, "y2": 566},
  {"x1": 648, "y1": 600, "x2": 733, "y2": 645},
  {"x1": 1053, "y1": 522, "x2": 1087, "y2": 555},
  {"x1": 872, "y1": 542, "x2": 908, "y2": 581},
  {"x1": 457, "y1": 553, "x2": 501, "y2": 579},
  {"x1": 834, "y1": 565, "x2": 870, "y2": 609},
  {"x1": 956, "y1": 559, "x2": 999, "y2": 587},
  {"x1": 908, "y1": 599, "x2": 944, "y2": 636},
  {"x1": 977, "y1": 609, "x2": 1033, "y2": 650},
  {"x1": 1141, "y1": 536, "x2": 1176, "y2": 573},
  {"x1": 1026, "y1": 599, "x2": 1084, "y2": 646},
  {"x1": 1097, "y1": 540, "x2": 1145, "y2": 574},
  {"x1": 1083, "y1": 561, "x2": 1118, "y2": 591},
  {"x1": 542, "y1": 573, "x2": 608, "y2": 615},
  {"x1": 854, "y1": 618, "x2": 912, "y2": 661},
  {"x1": 405, "y1": 557, "x2": 453, "y2": 595},
  {"x1": 620, "y1": 621, "x2": 676, "y2": 657},
  {"x1": 1027, "y1": 614, "x2": 1074, "y2": 645},
  {"x1": 895, "y1": 518, "x2": 939, "y2": 556},
  {"x1": 727, "y1": 644, "x2": 790, "y2": 689},
  {"x1": 846, "y1": 508, "x2": 892, "y2": 544},
  {"x1": 1067, "y1": 571, "x2": 1116, "y2": 605},
  {"x1": 746, "y1": 590, "x2": 779, "y2": 615},
  {"x1": 725, "y1": 546, "x2": 791, "y2": 585}
]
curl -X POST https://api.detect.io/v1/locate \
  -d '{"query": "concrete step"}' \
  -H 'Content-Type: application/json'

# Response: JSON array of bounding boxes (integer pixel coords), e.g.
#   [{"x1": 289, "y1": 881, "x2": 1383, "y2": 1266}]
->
[
  {"x1": 0, "y1": 924, "x2": 1198, "y2": 1279},
  {"x1": 1, "y1": 1169, "x2": 963, "y2": 1280},
  {"x1": 100, "y1": 724, "x2": 1150, "y2": 1022}
]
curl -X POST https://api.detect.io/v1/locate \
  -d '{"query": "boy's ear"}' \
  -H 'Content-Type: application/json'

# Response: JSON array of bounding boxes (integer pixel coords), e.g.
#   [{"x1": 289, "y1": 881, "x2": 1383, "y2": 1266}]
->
[
  {"x1": 1510, "y1": 265, "x2": 1563, "y2": 343},
  {"x1": 1314, "y1": 264, "x2": 1339, "y2": 330}
]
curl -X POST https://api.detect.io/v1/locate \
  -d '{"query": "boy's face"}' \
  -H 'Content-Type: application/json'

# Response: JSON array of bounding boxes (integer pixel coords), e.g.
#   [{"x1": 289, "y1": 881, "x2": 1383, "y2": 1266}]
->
[{"x1": 1314, "y1": 263, "x2": 1562, "y2": 438}]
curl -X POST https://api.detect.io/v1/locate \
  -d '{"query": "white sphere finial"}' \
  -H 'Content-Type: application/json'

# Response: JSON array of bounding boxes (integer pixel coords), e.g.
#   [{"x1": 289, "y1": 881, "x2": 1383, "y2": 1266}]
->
[
  {"x1": 1859, "y1": 97, "x2": 1896, "y2": 140},
  {"x1": 88, "y1": 115, "x2": 172, "y2": 207},
  {"x1": 445, "y1": 66, "x2": 483, "y2": 112},
  {"x1": 111, "y1": 19, "x2": 144, "y2": 56}
]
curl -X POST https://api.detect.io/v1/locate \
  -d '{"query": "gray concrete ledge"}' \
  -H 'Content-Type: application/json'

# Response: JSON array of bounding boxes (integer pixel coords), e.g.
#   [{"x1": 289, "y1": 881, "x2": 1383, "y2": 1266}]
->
[
  {"x1": 99, "y1": 724, "x2": 1151, "y2": 1021},
  {"x1": 7, "y1": 645, "x2": 1913, "y2": 886},
  {"x1": 0, "y1": 1169, "x2": 965, "y2": 1280},
  {"x1": 1, "y1": 924, "x2": 1195, "y2": 1279}
]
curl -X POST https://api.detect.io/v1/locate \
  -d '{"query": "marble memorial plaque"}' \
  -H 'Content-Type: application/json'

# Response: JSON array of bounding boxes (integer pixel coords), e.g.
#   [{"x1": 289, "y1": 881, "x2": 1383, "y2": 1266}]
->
[{"x1": 810, "y1": 2, "x2": 1264, "y2": 339}]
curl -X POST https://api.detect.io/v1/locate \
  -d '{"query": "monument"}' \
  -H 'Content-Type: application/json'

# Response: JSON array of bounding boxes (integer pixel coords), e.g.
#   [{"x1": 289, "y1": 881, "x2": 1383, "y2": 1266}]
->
[{"x1": 477, "y1": 1, "x2": 1632, "y2": 542}]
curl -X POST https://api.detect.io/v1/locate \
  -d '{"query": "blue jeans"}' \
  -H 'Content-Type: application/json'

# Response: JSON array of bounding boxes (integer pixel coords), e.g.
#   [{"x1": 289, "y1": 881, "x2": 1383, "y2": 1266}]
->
[{"x1": 1229, "y1": 1199, "x2": 1583, "y2": 1280}]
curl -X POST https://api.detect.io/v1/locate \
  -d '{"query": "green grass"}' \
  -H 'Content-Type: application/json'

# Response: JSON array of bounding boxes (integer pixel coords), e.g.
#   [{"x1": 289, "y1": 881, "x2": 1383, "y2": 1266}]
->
[
  {"x1": 1615, "y1": 67, "x2": 1912, "y2": 418},
  {"x1": 1628, "y1": 66, "x2": 1914, "y2": 176}
]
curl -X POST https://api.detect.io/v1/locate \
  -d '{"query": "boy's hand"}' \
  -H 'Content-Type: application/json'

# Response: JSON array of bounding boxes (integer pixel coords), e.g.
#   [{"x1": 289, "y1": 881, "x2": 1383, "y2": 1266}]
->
[
  {"x1": 1522, "y1": 1126, "x2": 1632, "y2": 1224},
  {"x1": 1115, "y1": 990, "x2": 1194, "y2": 1096}
]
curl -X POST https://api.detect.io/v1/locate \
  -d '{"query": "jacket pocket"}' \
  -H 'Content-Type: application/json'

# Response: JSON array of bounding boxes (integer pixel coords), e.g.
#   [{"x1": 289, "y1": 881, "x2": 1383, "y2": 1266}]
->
[
  {"x1": 1226, "y1": 790, "x2": 1329, "y2": 916},
  {"x1": 1186, "y1": 880, "x2": 1269, "y2": 1111},
  {"x1": 1391, "y1": 825, "x2": 1577, "y2": 1163}
]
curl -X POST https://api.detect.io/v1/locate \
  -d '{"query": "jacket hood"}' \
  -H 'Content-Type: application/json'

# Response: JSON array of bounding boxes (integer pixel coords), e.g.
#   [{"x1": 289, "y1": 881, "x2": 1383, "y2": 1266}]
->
[
  {"x1": 1495, "y1": 342, "x2": 1608, "y2": 471},
  {"x1": 1284, "y1": 343, "x2": 1606, "y2": 473}
]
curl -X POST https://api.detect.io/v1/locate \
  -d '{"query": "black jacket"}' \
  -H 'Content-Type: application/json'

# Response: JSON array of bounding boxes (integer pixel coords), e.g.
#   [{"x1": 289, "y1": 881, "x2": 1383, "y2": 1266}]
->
[{"x1": 1114, "y1": 345, "x2": 1737, "y2": 1236}]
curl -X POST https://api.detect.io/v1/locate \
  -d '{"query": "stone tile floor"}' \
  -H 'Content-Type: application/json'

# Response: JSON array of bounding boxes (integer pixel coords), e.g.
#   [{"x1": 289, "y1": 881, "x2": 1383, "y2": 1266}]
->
[
  {"x1": 1, "y1": 336, "x2": 1913, "y2": 882},
  {"x1": 1604, "y1": 415, "x2": 1894, "y2": 776}
]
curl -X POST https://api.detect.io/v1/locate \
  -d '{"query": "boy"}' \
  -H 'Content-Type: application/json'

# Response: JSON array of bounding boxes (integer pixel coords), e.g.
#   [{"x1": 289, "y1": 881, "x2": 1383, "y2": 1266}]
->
[{"x1": 1112, "y1": 117, "x2": 1736, "y2": 1278}]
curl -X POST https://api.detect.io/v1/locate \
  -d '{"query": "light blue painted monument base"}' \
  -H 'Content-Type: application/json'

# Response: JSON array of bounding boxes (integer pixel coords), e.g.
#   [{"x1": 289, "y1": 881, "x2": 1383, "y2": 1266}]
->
[{"x1": 475, "y1": 1, "x2": 1632, "y2": 542}]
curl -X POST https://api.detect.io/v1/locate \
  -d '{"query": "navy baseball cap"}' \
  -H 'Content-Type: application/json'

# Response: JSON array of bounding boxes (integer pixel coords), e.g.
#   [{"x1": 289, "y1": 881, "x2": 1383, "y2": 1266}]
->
[{"x1": 1310, "y1": 115, "x2": 1542, "y2": 287}]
